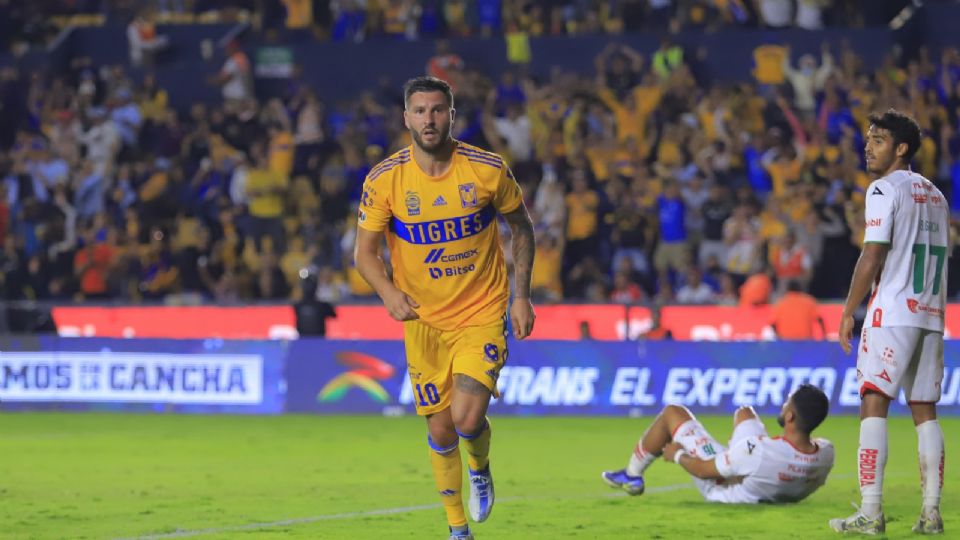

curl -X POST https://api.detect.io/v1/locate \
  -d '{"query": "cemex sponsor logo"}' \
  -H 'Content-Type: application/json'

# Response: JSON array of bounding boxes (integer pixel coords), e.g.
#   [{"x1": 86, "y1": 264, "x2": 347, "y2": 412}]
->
[
  {"x1": 906, "y1": 299, "x2": 944, "y2": 317},
  {"x1": 424, "y1": 248, "x2": 480, "y2": 264},
  {"x1": 425, "y1": 248, "x2": 479, "y2": 279},
  {"x1": 318, "y1": 351, "x2": 395, "y2": 403}
]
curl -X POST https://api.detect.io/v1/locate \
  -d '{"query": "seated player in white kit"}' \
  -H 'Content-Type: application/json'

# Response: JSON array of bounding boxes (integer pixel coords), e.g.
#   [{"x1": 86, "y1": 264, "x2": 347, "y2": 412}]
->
[{"x1": 602, "y1": 384, "x2": 834, "y2": 504}]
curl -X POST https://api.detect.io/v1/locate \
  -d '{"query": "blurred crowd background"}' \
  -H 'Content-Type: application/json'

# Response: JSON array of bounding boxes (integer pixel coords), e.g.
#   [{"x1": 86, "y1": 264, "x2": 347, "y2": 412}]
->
[{"x1": 1, "y1": 0, "x2": 959, "y2": 309}]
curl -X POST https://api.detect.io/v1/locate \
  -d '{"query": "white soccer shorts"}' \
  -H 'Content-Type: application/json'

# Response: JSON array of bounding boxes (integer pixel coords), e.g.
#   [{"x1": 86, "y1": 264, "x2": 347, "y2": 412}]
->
[
  {"x1": 857, "y1": 326, "x2": 944, "y2": 403},
  {"x1": 672, "y1": 416, "x2": 767, "y2": 499}
]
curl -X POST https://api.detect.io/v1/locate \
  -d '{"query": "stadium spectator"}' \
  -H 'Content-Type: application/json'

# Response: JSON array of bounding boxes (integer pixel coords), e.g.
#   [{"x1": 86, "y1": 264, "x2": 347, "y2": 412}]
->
[
  {"x1": 676, "y1": 266, "x2": 716, "y2": 304},
  {"x1": 770, "y1": 228, "x2": 813, "y2": 294},
  {"x1": 782, "y1": 44, "x2": 834, "y2": 118},
  {"x1": 610, "y1": 271, "x2": 644, "y2": 304},
  {"x1": 426, "y1": 40, "x2": 465, "y2": 89},
  {"x1": 637, "y1": 306, "x2": 672, "y2": 340},
  {"x1": 739, "y1": 267, "x2": 773, "y2": 307},
  {"x1": 215, "y1": 41, "x2": 254, "y2": 103},
  {"x1": 771, "y1": 280, "x2": 826, "y2": 339},
  {"x1": 653, "y1": 181, "x2": 689, "y2": 276},
  {"x1": 127, "y1": 11, "x2": 170, "y2": 67},
  {"x1": 1, "y1": 3, "x2": 956, "y2": 310}
]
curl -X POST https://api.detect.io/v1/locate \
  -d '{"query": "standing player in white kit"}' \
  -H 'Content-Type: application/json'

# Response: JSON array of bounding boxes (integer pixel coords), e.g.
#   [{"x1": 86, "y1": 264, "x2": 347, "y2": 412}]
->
[{"x1": 831, "y1": 109, "x2": 948, "y2": 535}]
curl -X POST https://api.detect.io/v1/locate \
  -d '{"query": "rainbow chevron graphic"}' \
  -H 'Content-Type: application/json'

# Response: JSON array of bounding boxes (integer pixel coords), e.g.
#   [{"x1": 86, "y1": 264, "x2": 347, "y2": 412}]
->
[{"x1": 318, "y1": 351, "x2": 396, "y2": 403}]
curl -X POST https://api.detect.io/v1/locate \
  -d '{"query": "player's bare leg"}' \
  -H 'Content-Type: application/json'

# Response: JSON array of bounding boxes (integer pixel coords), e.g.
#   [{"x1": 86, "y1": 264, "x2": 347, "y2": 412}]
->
[
  {"x1": 733, "y1": 405, "x2": 759, "y2": 428},
  {"x1": 602, "y1": 405, "x2": 695, "y2": 495},
  {"x1": 830, "y1": 391, "x2": 888, "y2": 535},
  {"x1": 425, "y1": 409, "x2": 473, "y2": 539},
  {"x1": 910, "y1": 402, "x2": 944, "y2": 534},
  {"x1": 452, "y1": 374, "x2": 495, "y2": 525}
]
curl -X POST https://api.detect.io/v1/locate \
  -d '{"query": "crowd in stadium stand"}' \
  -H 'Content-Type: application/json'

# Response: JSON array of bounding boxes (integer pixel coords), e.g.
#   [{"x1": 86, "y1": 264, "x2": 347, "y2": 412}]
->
[
  {"x1": 12, "y1": 1, "x2": 888, "y2": 42},
  {"x1": 1, "y1": 3, "x2": 960, "y2": 307}
]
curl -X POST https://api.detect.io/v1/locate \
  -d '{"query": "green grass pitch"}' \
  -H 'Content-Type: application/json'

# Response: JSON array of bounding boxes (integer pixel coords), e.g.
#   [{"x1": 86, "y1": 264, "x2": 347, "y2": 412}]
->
[{"x1": 0, "y1": 413, "x2": 956, "y2": 539}]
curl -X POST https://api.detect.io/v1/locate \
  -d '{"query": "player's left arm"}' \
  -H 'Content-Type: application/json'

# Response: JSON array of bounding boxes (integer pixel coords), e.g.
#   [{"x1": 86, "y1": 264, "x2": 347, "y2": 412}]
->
[
  {"x1": 502, "y1": 203, "x2": 536, "y2": 340},
  {"x1": 495, "y1": 165, "x2": 536, "y2": 340},
  {"x1": 662, "y1": 442, "x2": 723, "y2": 480}
]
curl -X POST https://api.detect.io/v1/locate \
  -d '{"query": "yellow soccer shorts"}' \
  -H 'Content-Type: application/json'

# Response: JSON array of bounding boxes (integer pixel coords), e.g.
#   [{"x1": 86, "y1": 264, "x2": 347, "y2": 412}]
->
[{"x1": 403, "y1": 317, "x2": 508, "y2": 416}]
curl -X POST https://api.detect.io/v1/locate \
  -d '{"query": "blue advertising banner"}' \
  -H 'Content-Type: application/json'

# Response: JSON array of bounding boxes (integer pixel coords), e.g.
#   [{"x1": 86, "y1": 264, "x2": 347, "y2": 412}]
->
[
  {"x1": 0, "y1": 337, "x2": 285, "y2": 414},
  {"x1": 285, "y1": 340, "x2": 960, "y2": 416},
  {"x1": 3, "y1": 338, "x2": 958, "y2": 416}
]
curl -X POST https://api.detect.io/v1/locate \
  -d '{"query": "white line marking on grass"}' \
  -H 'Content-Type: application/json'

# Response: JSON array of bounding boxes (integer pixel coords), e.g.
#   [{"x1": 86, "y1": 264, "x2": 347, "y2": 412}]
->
[{"x1": 119, "y1": 482, "x2": 695, "y2": 539}]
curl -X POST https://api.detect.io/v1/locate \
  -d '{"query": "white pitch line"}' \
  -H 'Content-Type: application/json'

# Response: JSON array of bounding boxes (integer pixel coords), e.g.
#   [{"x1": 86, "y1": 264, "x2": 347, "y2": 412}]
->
[{"x1": 119, "y1": 482, "x2": 695, "y2": 540}]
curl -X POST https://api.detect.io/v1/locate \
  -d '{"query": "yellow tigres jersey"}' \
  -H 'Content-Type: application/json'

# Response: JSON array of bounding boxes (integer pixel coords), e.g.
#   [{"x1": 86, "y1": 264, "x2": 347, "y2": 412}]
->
[{"x1": 358, "y1": 141, "x2": 523, "y2": 331}]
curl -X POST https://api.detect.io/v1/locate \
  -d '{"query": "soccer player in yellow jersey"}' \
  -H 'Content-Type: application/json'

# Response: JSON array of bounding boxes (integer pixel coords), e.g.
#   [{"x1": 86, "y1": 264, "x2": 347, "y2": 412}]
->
[{"x1": 354, "y1": 76, "x2": 536, "y2": 540}]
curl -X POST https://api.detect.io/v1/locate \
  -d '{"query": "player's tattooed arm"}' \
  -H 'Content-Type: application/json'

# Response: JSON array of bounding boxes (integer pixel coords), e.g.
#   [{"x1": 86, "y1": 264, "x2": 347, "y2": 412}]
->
[
  {"x1": 501, "y1": 204, "x2": 535, "y2": 299},
  {"x1": 502, "y1": 204, "x2": 537, "y2": 339}
]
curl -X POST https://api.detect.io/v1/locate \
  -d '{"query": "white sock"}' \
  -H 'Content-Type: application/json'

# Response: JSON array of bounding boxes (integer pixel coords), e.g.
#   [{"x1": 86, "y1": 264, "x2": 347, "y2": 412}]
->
[
  {"x1": 858, "y1": 417, "x2": 887, "y2": 517},
  {"x1": 916, "y1": 420, "x2": 944, "y2": 512},
  {"x1": 627, "y1": 441, "x2": 657, "y2": 476}
]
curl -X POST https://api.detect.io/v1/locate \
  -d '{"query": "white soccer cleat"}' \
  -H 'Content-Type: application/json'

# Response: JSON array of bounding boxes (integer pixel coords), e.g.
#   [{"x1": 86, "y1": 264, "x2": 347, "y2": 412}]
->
[
  {"x1": 467, "y1": 465, "x2": 494, "y2": 523},
  {"x1": 912, "y1": 507, "x2": 944, "y2": 535},
  {"x1": 829, "y1": 505, "x2": 885, "y2": 535}
]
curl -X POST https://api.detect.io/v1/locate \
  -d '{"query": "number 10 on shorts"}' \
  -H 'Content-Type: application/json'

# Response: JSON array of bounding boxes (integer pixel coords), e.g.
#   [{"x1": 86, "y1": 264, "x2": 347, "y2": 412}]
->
[{"x1": 415, "y1": 383, "x2": 440, "y2": 406}]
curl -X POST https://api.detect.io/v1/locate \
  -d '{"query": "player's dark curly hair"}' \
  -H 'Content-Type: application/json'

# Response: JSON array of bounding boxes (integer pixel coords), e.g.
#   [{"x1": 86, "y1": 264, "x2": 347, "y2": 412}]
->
[
  {"x1": 403, "y1": 76, "x2": 454, "y2": 109},
  {"x1": 792, "y1": 383, "x2": 829, "y2": 434},
  {"x1": 868, "y1": 108, "x2": 922, "y2": 163}
]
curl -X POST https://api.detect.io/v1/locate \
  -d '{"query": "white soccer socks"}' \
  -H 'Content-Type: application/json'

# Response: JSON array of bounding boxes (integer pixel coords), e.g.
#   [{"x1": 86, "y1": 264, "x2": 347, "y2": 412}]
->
[
  {"x1": 858, "y1": 417, "x2": 888, "y2": 518},
  {"x1": 916, "y1": 419, "x2": 945, "y2": 512},
  {"x1": 627, "y1": 442, "x2": 657, "y2": 477}
]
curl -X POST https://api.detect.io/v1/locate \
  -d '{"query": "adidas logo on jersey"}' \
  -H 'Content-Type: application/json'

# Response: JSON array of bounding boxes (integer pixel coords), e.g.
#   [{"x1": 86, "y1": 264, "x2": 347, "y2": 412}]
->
[{"x1": 433, "y1": 195, "x2": 447, "y2": 206}]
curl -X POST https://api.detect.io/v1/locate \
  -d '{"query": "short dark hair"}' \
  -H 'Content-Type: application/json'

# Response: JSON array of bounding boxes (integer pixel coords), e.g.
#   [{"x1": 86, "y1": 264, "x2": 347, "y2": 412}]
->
[
  {"x1": 791, "y1": 383, "x2": 829, "y2": 434},
  {"x1": 868, "y1": 108, "x2": 922, "y2": 163},
  {"x1": 402, "y1": 76, "x2": 454, "y2": 109}
]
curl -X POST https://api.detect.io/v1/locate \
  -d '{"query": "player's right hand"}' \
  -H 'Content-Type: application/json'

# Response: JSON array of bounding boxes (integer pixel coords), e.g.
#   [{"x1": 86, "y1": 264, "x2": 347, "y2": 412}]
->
[
  {"x1": 838, "y1": 312, "x2": 854, "y2": 355},
  {"x1": 382, "y1": 287, "x2": 420, "y2": 321}
]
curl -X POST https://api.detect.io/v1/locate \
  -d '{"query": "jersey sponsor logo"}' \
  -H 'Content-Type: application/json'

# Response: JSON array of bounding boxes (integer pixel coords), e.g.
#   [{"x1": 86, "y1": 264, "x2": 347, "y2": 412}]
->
[
  {"x1": 871, "y1": 308, "x2": 883, "y2": 327},
  {"x1": 432, "y1": 195, "x2": 447, "y2": 207},
  {"x1": 360, "y1": 190, "x2": 373, "y2": 207},
  {"x1": 912, "y1": 183, "x2": 931, "y2": 203},
  {"x1": 747, "y1": 441, "x2": 756, "y2": 454},
  {"x1": 459, "y1": 183, "x2": 478, "y2": 208},
  {"x1": 405, "y1": 191, "x2": 421, "y2": 216},
  {"x1": 919, "y1": 219, "x2": 940, "y2": 232},
  {"x1": 906, "y1": 298, "x2": 945, "y2": 317},
  {"x1": 428, "y1": 263, "x2": 476, "y2": 279},
  {"x1": 390, "y1": 204, "x2": 496, "y2": 245},
  {"x1": 881, "y1": 347, "x2": 897, "y2": 367},
  {"x1": 871, "y1": 186, "x2": 884, "y2": 195},
  {"x1": 877, "y1": 369, "x2": 892, "y2": 383},
  {"x1": 423, "y1": 248, "x2": 480, "y2": 264},
  {"x1": 358, "y1": 209, "x2": 367, "y2": 223},
  {"x1": 866, "y1": 218, "x2": 882, "y2": 228}
]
